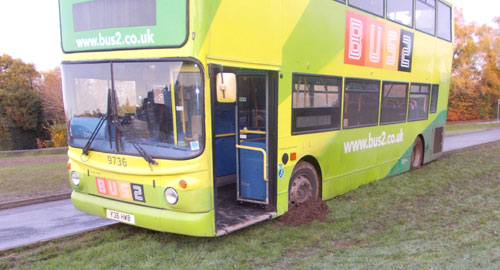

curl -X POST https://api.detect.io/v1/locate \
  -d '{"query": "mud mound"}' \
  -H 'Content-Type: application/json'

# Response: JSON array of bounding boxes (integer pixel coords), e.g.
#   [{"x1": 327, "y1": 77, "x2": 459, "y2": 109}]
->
[{"x1": 275, "y1": 199, "x2": 329, "y2": 227}]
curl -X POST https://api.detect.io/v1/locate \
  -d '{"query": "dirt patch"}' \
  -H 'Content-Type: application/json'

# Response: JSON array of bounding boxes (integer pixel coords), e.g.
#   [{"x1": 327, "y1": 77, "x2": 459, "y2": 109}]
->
[
  {"x1": 0, "y1": 155, "x2": 67, "y2": 167},
  {"x1": 275, "y1": 199, "x2": 329, "y2": 227}
]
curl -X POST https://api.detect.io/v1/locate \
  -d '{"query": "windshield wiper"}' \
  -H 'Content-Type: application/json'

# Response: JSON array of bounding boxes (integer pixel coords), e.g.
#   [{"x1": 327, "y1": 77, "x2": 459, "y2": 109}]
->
[
  {"x1": 81, "y1": 86, "x2": 157, "y2": 166},
  {"x1": 82, "y1": 114, "x2": 107, "y2": 156},
  {"x1": 110, "y1": 119, "x2": 158, "y2": 165},
  {"x1": 83, "y1": 87, "x2": 113, "y2": 156}
]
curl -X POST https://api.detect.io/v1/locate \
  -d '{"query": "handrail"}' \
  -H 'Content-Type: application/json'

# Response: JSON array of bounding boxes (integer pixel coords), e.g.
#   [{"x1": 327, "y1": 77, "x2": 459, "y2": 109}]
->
[
  {"x1": 215, "y1": 133, "x2": 236, "y2": 138},
  {"x1": 235, "y1": 144, "x2": 268, "y2": 182},
  {"x1": 239, "y1": 128, "x2": 266, "y2": 135},
  {"x1": 169, "y1": 73, "x2": 178, "y2": 146}
]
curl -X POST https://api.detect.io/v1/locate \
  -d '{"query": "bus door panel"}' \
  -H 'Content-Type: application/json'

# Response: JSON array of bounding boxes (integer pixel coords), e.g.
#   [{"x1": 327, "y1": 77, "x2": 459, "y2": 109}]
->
[
  {"x1": 236, "y1": 75, "x2": 268, "y2": 204},
  {"x1": 214, "y1": 102, "x2": 236, "y2": 177},
  {"x1": 211, "y1": 66, "x2": 274, "y2": 208}
]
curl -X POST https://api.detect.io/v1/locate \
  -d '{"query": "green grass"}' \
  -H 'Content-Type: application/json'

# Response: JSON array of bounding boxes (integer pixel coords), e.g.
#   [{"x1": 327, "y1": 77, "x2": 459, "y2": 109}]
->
[
  {"x1": 445, "y1": 122, "x2": 500, "y2": 136},
  {"x1": 0, "y1": 148, "x2": 67, "y2": 159},
  {"x1": 2, "y1": 142, "x2": 500, "y2": 269},
  {"x1": 0, "y1": 155, "x2": 71, "y2": 203}
]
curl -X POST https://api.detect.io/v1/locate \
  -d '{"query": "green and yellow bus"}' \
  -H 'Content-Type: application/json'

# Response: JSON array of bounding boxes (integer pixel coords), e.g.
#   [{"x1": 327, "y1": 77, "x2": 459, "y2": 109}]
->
[{"x1": 60, "y1": 0, "x2": 453, "y2": 236}]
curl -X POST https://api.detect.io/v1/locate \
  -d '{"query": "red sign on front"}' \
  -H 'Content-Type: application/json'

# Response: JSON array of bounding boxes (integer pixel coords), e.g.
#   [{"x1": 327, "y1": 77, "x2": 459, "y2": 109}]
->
[{"x1": 95, "y1": 177, "x2": 145, "y2": 202}]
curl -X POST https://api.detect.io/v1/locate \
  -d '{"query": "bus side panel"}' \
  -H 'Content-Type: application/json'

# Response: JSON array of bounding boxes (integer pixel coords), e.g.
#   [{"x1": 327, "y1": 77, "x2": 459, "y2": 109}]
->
[{"x1": 206, "y1": 0, "x2": 282, "y2": 66}]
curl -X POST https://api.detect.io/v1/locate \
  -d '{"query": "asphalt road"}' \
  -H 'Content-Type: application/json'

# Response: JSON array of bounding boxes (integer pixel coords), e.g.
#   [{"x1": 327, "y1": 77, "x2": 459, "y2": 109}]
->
[
  {"x1": 443, "y1": 128, "x2": 500, "y2": 152},
  {"x1": 0, "y1": 199, "x2": 115, "y2": 251},
  {"x1": 1, "y1": 128, "x2": 499, "y2": 252}
]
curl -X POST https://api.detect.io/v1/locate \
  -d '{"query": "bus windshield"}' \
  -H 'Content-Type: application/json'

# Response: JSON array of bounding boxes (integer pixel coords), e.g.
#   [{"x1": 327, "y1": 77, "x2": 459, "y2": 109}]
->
[{"x1": 62, "y1": 61, "x2": 204, "y2": 160}]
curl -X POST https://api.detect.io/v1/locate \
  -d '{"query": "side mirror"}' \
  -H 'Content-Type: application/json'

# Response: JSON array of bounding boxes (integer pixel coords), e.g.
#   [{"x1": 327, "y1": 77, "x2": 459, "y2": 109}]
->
[{"x1": 216, "y1": 73, "x2": 236, "y2": 103}]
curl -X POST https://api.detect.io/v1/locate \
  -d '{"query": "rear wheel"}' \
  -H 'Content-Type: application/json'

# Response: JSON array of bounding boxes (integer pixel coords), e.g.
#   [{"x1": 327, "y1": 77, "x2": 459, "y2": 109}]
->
[
  {"x1": 410, "y1": 136, "x2": 424, "y2": 169},
  {"x1": 289, "y1": 162, "x2": 319, "y2": 208}
]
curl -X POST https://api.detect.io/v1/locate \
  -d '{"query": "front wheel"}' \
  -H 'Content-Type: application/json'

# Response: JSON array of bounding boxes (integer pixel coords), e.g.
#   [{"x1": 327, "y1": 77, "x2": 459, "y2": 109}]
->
[
  {"x1": 289, "y1": 162, "x2": 319, "y2": 208},
  {"x1": 410, "y1": 136, "x2": 424, "y2": 169}
]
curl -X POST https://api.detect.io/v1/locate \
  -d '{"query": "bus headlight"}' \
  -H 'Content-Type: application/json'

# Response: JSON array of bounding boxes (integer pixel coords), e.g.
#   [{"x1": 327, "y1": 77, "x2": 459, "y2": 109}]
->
[
  {"x1": 164, "y1": 187, "x2": 178, "y2": 205},
  {"x1": 71, "y1": 171, "x2": 80, "y2": 186}
]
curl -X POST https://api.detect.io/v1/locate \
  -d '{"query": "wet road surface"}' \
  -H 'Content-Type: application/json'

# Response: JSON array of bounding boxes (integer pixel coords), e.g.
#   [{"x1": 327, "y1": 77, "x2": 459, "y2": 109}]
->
[
  {"x1": 0, "y1": 199, "x2": 115, "y2": 251},
  {"x1": 1, "y1": 128, "x2": 499, "y2": 251},
  {"x1": 443, "y1": 128, "x2": 500, "y2": 152}
]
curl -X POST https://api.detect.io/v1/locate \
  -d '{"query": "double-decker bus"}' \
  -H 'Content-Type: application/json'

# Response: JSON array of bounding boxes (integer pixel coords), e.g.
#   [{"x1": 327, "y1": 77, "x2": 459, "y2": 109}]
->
[{"x1": 60, "y1": 0, "x2": 453, "y2": 236}]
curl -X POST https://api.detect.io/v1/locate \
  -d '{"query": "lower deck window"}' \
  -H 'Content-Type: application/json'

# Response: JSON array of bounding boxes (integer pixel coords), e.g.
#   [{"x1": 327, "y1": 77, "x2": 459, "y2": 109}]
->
[
  {"x1": 408, "y1": 84, "x2": 430, "y2": 121},
  {"x1": 292, "y1": 74, "x2": 342, "y2": 134},
  {"x1": 380, "y1": 82, "x2": 408, "y2": 124},
  {"x1": 430, "y1": 84, "x2": 439, "y2": 113},
  {"x1": 343, "y1": 79, "x2": 380, "y2": 128}
]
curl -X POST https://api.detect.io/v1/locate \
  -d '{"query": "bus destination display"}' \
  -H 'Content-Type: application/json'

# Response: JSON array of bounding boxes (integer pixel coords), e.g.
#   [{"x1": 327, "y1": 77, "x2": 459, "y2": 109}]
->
[{"x1": 59, "y1": 0, "x2": 188, "y2": 52}]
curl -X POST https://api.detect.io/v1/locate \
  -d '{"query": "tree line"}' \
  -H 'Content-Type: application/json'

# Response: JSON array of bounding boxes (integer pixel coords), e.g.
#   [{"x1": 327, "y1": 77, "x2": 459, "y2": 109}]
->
[
  {"x1": 449, "y1": 9, "x2": 500, "y2": 121},
  {"x1": 0, "y1": 54, "x2": 65, "y2": 150}
]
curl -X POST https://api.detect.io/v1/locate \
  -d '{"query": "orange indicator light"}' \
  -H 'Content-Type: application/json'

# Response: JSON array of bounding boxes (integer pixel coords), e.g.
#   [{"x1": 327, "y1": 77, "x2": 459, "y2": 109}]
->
[
  {"x1": 179, "y1": 180, "x2": 187, "y2": 189},
  {"x1": 67, "y1": 162, "x2": 71, "y2": 170},
  {"x1": 290, "y1": 152, "x2": 297, "y2": 161}
]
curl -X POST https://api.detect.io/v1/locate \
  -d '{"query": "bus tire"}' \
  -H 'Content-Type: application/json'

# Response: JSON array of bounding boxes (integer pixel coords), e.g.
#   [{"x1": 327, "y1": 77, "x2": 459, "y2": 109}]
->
[
  {"x1": 410, "y1": 136, "x2": 424, "y2": 169},
  {"x1": 289, "y1": 161, "x2": 319, "y2": 208}
]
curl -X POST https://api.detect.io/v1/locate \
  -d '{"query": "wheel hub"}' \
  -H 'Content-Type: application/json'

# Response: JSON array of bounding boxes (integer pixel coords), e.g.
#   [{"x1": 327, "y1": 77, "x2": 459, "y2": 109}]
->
[{"x1": 290, "y1": 175, "x2": 313, "y2": 206}]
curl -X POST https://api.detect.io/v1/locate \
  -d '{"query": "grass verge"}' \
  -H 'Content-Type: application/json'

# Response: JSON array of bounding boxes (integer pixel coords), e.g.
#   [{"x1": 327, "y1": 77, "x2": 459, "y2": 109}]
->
[
  {"x1": 0, "y1": 148, "x2": 67, "y2": 159},
  {"x1": 445, "y1": 122, "x2": 500, "y2": 136},
  {"x1": 1, "y1": 142, "x2": 500, "y2": 269},
  {"x1": 0, "y1": 155, "x2": 71, "y2": 204}
]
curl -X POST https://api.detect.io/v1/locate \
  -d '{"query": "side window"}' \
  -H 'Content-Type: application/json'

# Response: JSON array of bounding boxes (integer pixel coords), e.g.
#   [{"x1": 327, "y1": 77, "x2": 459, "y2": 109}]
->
[
  {"x1": 430, "y1": 84, "x2": 439, "y2": 113},
  {"x1": 380, "y1": 82, "x2": 408, "y2": 124},
  {"x1": 437, "y1": 1, "x2": 452, "y2": 41},
  {"x1": 416, "y1": 0, "x2": 436, "y2": 35},
  {"x1": 408, "y1": 84, "x2": 430, "y2": 121},
  {"x1": 387, "y1": 0, "x2": 413, "y2": 27},
  {"x1": 343, "y1": 79, "x2": 380, "y2": 128},
  {"x1": 335, "y1": 0, "x2": 346, "y2": 3},
  {"x1": 348, "y1": 0, "x2": 384, "y2": 17},
  {"x1": 292, "y1": 74, "x2": 342, "y2": 134}
]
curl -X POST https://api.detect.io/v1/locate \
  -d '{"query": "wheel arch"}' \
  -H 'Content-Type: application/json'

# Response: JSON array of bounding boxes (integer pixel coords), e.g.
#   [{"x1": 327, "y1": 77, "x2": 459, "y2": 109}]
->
[
  {"x1": 410, "y1": 134, "x2": 425, "y2": 169},
  {"x1": 417, "y1": 134, "x2": 425, "y2": 166}
]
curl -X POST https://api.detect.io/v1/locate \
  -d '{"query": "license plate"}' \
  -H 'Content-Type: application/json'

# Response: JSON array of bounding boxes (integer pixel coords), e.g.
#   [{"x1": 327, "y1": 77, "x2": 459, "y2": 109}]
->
[{"x1": 106, "y1": 209, "x2": 135, "y2": 224}]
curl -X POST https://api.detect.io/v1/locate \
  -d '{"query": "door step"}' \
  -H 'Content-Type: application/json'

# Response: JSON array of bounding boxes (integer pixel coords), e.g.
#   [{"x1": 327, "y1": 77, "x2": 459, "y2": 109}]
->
[{"x1": 216, "y1": 212, "x2": 276, "y2": 236}]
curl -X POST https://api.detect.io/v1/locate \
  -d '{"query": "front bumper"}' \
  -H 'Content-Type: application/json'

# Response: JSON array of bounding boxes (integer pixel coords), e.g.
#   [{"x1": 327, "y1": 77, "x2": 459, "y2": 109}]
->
[{"x1": 71, "y1": 191, "x2": 215, "y2": 237}]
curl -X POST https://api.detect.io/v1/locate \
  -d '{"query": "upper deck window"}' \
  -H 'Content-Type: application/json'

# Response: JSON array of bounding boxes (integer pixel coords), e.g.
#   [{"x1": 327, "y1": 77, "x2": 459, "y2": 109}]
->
[
  {"x1": 416, "y1": 0, "x2": 436, "y2": 35},
  {"x1": 437, "y1": 1, "x2": 452, "y2": 41},
  {"x1": 348, "y1": 0, "x2": 384, "y2": 17},
  {"x1": 387, "y1": 0, "x2": 413, "y2": 27}
]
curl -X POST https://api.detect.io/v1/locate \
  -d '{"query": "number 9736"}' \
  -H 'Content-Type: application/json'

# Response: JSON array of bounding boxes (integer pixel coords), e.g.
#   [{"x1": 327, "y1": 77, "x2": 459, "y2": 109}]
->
[{"x1": 107, "y1": 156, "x2": 127, "y2": 167}]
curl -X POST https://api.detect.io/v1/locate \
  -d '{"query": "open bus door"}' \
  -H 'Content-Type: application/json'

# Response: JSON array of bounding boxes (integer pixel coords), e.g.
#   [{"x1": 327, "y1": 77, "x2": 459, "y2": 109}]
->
[{"x1": 211, "y1": 66, "x2": 277, "y2": 235}]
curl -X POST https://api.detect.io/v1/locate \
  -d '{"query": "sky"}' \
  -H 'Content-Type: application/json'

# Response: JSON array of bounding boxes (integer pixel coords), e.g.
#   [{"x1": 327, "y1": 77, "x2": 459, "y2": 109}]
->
[{"x1": 0, "y1": 0, "x2": 498, "y2": 72}]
